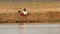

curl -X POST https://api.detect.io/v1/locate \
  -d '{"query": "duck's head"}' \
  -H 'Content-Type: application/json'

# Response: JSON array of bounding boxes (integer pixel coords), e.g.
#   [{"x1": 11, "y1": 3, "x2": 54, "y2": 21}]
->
[
  {"x1": 18, "y1": 10, "x2": 21, "y2": 13},
  {"x1": 24, "y1": 8, "x2": 26, "y2": 11}
]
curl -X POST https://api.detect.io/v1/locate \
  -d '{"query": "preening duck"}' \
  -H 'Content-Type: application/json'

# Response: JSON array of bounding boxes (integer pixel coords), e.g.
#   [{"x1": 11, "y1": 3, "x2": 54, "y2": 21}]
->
[{"x1": 18, "y1": 8, "x2": 28, "y2": 16}]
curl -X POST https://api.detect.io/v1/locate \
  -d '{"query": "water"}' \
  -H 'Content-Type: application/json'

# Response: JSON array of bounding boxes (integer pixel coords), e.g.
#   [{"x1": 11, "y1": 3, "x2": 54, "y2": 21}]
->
[
  {"x1": 0, "y1": 23, "x2": 60, "y2": 34},
  {"x1": 25, "y1": 24, "x2": 60, "y2": 34},
  {"x1": 0, "y1": 24, "x2": 24, "y2": 34}
]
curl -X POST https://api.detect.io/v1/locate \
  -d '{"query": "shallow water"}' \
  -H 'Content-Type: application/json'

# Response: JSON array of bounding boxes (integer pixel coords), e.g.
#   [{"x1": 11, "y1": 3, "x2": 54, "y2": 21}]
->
[
  {"x1": 26, "y1": 24, "x2": 60, "y2": 34},
  {"x1": 0, "y1": 24, "x2": 24, "y2": 34},
  {"x1": 0, "y1": 24, "x2": 60, "y2": 34}
]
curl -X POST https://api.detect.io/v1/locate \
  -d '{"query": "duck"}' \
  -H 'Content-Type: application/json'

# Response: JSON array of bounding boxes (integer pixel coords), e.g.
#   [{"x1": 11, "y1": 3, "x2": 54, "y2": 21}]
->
[{"x1": 19, "y1": 8, "x2": 28, "y2": 16}]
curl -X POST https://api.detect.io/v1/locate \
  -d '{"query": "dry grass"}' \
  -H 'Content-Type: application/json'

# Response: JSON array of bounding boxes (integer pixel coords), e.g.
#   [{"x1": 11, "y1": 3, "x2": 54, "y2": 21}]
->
[
  {"x1": 0, "y1": 12, "x2": 60, "y2": 23},
  {"x1": 0, "y1": 2, "x2": 60, "y2": 23}
]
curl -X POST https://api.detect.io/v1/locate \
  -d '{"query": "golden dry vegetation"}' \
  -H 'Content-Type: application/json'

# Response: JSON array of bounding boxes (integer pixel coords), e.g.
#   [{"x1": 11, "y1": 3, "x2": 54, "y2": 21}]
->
[{"x1": 0, "y1": 2, "x2": 60, "y2": 23}]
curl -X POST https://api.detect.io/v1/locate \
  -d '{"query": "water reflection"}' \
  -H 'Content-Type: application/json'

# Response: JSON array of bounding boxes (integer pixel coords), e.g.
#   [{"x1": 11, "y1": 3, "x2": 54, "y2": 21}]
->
[{"x1": 0, "y1": 24, "x2": 60, "y2": 34}]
